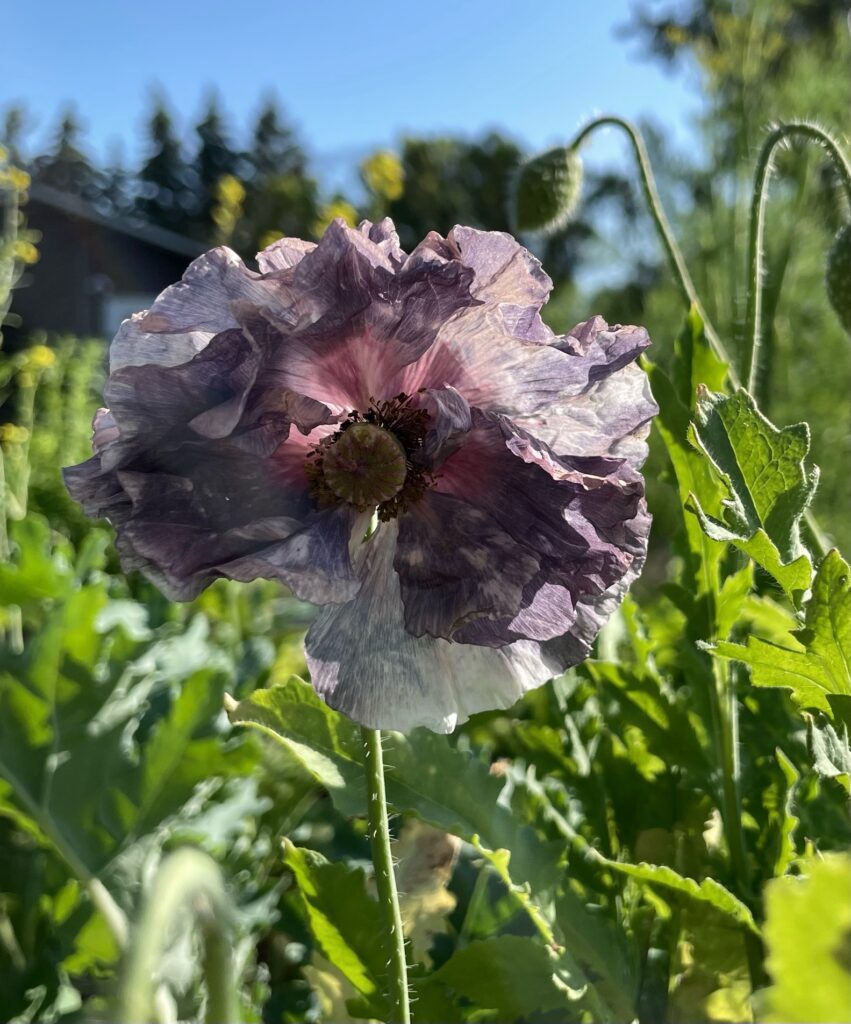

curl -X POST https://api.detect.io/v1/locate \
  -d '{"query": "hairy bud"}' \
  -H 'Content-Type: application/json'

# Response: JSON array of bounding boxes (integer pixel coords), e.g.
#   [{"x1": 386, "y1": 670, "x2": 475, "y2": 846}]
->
[
  {"x1": 512, "y1": 146, "x2": 583, "y2": 234},
  {"x1": 826, "y1": 222, "x2": 851, "y2": 336}
]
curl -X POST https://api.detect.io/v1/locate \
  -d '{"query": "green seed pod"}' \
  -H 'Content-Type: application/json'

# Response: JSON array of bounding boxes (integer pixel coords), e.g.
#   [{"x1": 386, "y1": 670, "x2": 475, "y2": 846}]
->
[
  {"x1": 826, "y1": 222, "x2": 851, "y2": 336},
  {"x1": 512, "y1": 146, "x2": 583, "y2": 234}
]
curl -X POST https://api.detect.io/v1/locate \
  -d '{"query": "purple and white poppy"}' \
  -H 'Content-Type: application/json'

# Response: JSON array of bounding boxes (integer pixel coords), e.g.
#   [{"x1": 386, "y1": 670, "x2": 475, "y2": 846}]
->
[{"x1": 65, "y1": 218, "x2": 657, "y2": 732}]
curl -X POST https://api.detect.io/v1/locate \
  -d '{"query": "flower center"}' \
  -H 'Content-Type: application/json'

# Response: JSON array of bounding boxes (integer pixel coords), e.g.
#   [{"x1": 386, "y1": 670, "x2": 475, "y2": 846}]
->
[
  {"x1": 304, "y1": 392, "x2": 435, "y2": 520},
  {"x1": 322, "y1": 423, "x2": 408, "y2": 508}
]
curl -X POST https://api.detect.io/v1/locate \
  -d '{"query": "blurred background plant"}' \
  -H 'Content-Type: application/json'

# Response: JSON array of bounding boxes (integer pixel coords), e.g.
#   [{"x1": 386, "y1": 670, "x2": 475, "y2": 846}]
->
[{"x1": 2, "y1": 1, "x2": 851, "y2": 1022}]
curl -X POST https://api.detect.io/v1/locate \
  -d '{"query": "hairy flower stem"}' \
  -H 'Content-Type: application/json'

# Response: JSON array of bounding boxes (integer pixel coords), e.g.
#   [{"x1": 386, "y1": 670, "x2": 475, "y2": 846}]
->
[
  {"x1": 744, "y1": 121, "x2": 851, "y2": 397},
  {"x1": 119, "y1": 848, "x2": 238, "y2": 1024},
  {"x1": 361, "y1": 726, "x2": 410, "y2": 1024},
  {"x1": 571, "y1": 115, "x2": 782, "y2": 990},
  {"x1": 571, "y1": 116, "x2": 734, "y2": 376},
  {"x1": 571, "y1": 118, "x2": 832, "y2": 555},
  {"x1": 706, "y1": 662, "x2": 768, "y2": 988}
]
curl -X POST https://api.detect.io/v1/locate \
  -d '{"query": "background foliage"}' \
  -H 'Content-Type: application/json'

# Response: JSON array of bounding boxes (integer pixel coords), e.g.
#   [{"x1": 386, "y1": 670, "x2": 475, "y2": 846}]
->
[{"x1": 1, "y1": 1, "x2": 850, "y2": 1021}]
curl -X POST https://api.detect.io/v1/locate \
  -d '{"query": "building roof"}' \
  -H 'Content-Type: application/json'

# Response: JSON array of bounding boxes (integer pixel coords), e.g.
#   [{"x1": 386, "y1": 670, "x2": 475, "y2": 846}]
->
[{"x1": 29, "y1": 183, "x2": 206, "y2": 260}]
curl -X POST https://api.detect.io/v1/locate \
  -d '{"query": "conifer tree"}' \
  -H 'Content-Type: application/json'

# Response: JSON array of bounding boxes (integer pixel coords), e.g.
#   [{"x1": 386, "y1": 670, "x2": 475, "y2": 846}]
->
[
  {"x1": 251, "y1": 96, "x2": 305, "y2": 178},
  {"x1": 32, "y1": 109, "x2": 98, "y2": 200},
  {"x1": 136, "y1": 96, "x2": 194, "y2": 235},
  {"x1": 193, "y1": 93, "x2": 240, "y2": 237}
]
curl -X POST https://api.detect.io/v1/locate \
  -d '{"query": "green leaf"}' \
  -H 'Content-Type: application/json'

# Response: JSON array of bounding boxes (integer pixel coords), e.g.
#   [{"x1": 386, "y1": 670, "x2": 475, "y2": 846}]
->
[
  {"x1": 227, "y1": 677, "x2": 532, "y2": 869},
  {"x1": 760, "y1": 854, "x2": 851, "y2": 1022},
  {"x1": 225, "y1": 678, "x2": 366, "y2": 817},
  {"x1": 0, "y1": 517, "x2": 74, "y2": 604},
  {"x1": 597, "y1": 858, "x2": 760, "y2": 934},
  {"x1": 646, "y1": 359, "x2": 725, "y2": 604},
  {"x1": 687, "y1": 387, "x2": 816, "y2": 602},
  {"x1": 772, "y1": 749, "x2": 800, "y2": 877},
  {"x1": 0, "y1": 580, "x2": 247, "y2": 879},
  {"x1": 709, "y1": 550, "x2": 851, "y2": 716},
  {"x1": 807, "y1": 716, "x2": 851, "y2": 793},
  {"x1": 429, "y1": 935, "x2": 575, "y2": 1019},
  {"x1": 671, "y1": 304, "x2": 729, "y2": 404},
  {"x1": 229, "y1": 678, "x2": 639, "y2": 1021},
  {"x1": 282, "y1": 841, "x2": 390, "y2": 1017}
]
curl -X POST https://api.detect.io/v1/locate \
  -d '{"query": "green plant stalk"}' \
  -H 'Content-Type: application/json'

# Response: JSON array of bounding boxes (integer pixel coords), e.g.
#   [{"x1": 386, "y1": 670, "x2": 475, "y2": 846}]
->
[
  {"x1": 570, "y1": 116, "x2": 787, "y2": 991},
  {"x1": 0, "y1": 752, "x2": 176, "y2": 1021},
  {"x1": 705, "y1": 659, "x2": 767, "y2": 988},
  {"x1": 119, "y1": 848, "x2": 238, "y2": 1024},
  {"x1": 744, "y1": 121, "x2": 851, "y2": 397},
  {"x1": 571, "y1": 115, "x2": 736, "y2": 379},
  {"x1": 361, "y1": 726, "x2": 410, "y2": 1024},
  {"x1": 567, "y1": 116, "x2": 842, "y2": 567}
]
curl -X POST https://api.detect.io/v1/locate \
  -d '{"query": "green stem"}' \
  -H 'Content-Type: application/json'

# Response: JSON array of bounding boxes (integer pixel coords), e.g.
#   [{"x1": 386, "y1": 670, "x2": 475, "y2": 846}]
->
[
  {"x1": 571, "y1": 115, "x2": 736, "y2": 379},
  {"x1": 119, "y1": 848, "x2": 238, "y2": 1024},
  {"x1": 744, "y1": 121, "x2": 851, "y2": 396},
  {"x1": 361, "y1": 726, "x2": 410, "y2": 1024},
  {"x1": 705, "y1": 662, "x2": 768, "y2": 988},
  {"x1": 572, "y1": 115, "x2": 834, "y2": 557}
]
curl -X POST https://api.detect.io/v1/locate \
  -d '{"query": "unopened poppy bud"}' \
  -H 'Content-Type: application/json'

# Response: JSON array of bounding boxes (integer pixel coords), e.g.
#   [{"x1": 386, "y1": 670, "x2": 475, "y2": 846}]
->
[
  {"x1": 826, "y1": 222, "x2": 851, "y2": 336},
  {"x1": 512, "y1": 146, "x2": 583, "y2": 234}
]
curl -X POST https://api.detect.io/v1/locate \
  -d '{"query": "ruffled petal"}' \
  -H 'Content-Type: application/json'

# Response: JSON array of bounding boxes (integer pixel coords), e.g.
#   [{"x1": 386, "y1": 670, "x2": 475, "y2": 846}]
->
[
  {"x1": 419, "y1": 386, "x2": 471, "y2": 464},
  {"x1": 64, "y1": 442, "x2": 360, "y2": 603},
  {"x1": 394, "y1": 490, "x2": 540, "y2": 640},
  {"x1": 410, "y1": 225, "x2": 552, "y2": 340},
  {"x1": 305, "y1": 524, "x2": 554, "y2": 732},
  {"x1": 516, "y1": 361, "x2": 657, "y2": 470},
  {"x1": 110, "y1": 246, "x2": 288, "y2": 371},
  {"x1": 391, "y1": 307, "x2": 583, "y2": 416},
  {"x1": 256, "y1": 236, "x2": 315, "y2": 273},
  {"x1": 540, "y1": 499, "x2": 652, "y2": 665},
  {"x1": 423, "y1": 411, "x2": 648, "y2": 647},
  {"x1": 255, "y1": 221, "x2": 478, "y2": 410}
]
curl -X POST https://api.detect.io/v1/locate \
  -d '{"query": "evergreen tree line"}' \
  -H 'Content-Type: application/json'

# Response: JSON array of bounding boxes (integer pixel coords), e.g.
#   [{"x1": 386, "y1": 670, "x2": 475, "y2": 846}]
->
[
  {"x1": 1, "y1": 93, "x2": 644, "y2": 289},
  {"x1": 2, "y1": 95, "x2": 323, "y2": 257}
]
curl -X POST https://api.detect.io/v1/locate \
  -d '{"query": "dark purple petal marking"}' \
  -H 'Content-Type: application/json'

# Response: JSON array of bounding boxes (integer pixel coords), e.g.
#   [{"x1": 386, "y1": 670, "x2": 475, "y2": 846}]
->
[
  {"x1": 384, "y1": 385, "x2": 650, "y2": 652},
  {"x1": 395, "y1": 490, "x2": 540, "y2": 640}
]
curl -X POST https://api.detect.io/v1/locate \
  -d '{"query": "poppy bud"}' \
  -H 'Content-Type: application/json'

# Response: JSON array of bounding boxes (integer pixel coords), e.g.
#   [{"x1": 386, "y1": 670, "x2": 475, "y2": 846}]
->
[{"x1": 512, "y1": 146, "x2": 583, "y2": 234}]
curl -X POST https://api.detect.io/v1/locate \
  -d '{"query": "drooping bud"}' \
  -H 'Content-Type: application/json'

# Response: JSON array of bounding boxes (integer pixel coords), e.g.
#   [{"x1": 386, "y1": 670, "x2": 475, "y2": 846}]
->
[
  {"x1": 512, "y1": 146, "x2": 583, "y2": 234},
  {"x1": 826, "y1": 223, "x2": 851, "y2": 336}
]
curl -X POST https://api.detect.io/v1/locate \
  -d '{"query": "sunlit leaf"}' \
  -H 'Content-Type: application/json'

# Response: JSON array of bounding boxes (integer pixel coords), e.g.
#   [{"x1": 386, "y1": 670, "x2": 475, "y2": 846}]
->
[
  {"x1": 428, "y1": 935, "x2": 576, "y2": 1019},
  {"x1": 229, "y1": 677, "x2": 639, "y2": 1021},
  {"x1": 283, "y1": 841, "x2": 390, "y2": 1018},
  {"x1": 687, "y1": 387, "x2": 816, "y2": 602},
  {"x1": 759, "y1": 854, "x2": 851, "y2": 1022},
  {"x1": 709, "y1": 550, "x2": 851, "y2": 716},
  {"x1": 807, "y1": 716, "x2": 851, "y2": 793},
  {"x1": 597, "y1": 858, "x2": 760, "y2": 933}
]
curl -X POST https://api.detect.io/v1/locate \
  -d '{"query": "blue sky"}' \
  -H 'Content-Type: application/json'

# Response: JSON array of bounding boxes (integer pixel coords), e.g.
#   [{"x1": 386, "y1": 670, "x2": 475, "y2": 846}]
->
[{"x1": 6, "y1": 1, "x2": 702, "y2": 187}]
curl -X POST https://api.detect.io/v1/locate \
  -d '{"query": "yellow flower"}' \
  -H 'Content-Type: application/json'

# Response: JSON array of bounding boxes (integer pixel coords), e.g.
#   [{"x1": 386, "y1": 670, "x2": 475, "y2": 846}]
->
[
  {"x1": 0, "y1": 423, "x2": 30, "y2": 445},
  {"x1": 215, "y1": 174, "x2": 246, "y2": 206},
  {"x1": 361, "y1": 150, "x2": 404, "y2": 201},
  {"x1": 13, "y1": 239, "x2": 39, "y2": 265},
  {"x1": 25, "y1": 345, "x2": 56, "y2": 370},
  {"x1": 311, "y1": 199, "x2": 358, "y2": 239}
]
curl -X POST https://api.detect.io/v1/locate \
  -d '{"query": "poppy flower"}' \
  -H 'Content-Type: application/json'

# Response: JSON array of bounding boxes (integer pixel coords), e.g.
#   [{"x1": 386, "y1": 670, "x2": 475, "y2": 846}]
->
[{"x1": 65, "y1": 218, "x2": 656, "y2": 732}]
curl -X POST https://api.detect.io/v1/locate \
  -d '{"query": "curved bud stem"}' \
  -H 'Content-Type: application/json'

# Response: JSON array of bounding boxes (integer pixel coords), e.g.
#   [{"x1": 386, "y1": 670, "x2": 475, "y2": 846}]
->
[
  {"x1": 571, "y1": 115, "x2": 832, "y2": 558},
  {"x1": 119, "y1": 848, "x2": 238, "y2": 1024},
  {"x1": 570, "y1": 115, "x2": 736, "y2": 380},
  {"x1": 744, "y1": 121, "x2": 851, "y2": 396},
  {"x1": 361, "y1": 726, "x2": 410, "y2": 1024}
]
